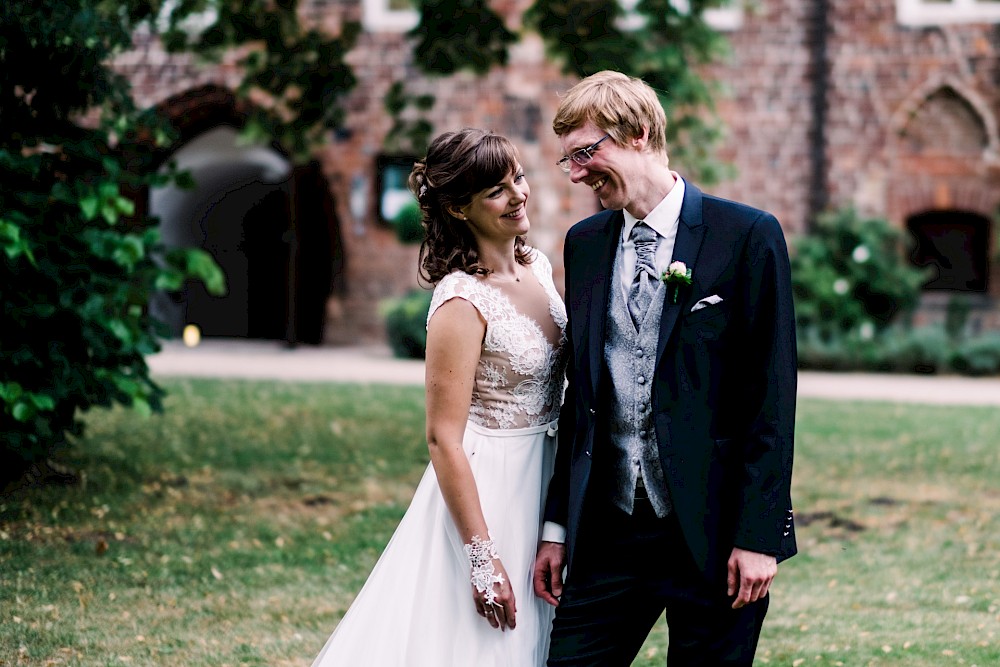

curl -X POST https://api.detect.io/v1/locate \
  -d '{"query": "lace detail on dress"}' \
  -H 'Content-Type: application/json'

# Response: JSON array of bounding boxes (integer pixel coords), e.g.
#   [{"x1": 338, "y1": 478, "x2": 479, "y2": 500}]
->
[
  {"x1": 481, "y1": 362, "x2": 507, "y2": 390},
  {"x1": 427, "y1": 249, "x2": 568, "y2": 430}
]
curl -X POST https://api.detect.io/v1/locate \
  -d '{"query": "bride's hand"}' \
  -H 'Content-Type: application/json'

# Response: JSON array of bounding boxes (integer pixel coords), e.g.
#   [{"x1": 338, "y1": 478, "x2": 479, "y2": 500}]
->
[{"x1": 473, "y1": 558, "x2": 516, "y2": 631}]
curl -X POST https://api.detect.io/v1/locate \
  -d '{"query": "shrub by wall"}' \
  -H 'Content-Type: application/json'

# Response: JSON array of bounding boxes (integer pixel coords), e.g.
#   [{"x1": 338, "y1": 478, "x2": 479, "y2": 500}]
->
[{"x1": 381, "y1": 289, "x2": 433, "y2": 359}]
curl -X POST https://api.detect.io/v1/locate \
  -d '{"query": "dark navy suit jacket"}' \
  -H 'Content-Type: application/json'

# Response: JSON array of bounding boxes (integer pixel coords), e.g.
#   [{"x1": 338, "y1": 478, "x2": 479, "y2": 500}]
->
[{"x1": 544, "y1": 182, "x2": 798, "y2": 585}]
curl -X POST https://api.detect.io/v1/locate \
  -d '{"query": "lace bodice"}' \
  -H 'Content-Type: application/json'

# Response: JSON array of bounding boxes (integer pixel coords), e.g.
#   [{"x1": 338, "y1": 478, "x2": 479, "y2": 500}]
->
[{"x1": 427, "y1": 250, "x2": 568, "y2": 430}]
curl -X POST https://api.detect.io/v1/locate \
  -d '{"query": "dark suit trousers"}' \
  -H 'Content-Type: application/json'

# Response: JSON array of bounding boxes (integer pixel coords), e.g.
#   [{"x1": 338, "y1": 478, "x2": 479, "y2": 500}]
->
[{"x1": 547, "y1": 493, "x2": 769, "y2": 667}]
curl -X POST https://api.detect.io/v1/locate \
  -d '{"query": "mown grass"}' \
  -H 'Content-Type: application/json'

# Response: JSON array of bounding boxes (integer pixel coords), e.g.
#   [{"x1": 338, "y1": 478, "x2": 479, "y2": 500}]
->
[
  {"x1": 2, "y1": 379, "x2": 999, "y2": 666},
  {"x1": 636, "y1": 400, "x2": 1000, "y2": 666}
]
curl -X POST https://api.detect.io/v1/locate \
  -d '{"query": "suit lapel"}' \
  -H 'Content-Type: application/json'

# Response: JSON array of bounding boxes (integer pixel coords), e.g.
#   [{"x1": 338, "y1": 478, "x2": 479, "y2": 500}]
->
[
  {"x1": 656, "y1": 183, "x2": 707, "y2": 365},
  {"x1": 582, "y1": 211, "x2": 622, "y2": 400}
]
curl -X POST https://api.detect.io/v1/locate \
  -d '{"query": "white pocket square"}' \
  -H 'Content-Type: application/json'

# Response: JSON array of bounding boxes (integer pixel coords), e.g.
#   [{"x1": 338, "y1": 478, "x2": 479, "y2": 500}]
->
[{"x1": 690, "y1": 294, "x2": 723, "y2": 312}]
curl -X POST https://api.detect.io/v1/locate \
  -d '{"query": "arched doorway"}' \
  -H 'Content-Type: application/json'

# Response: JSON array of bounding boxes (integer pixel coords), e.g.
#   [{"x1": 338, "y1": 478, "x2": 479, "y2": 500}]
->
[
  {"x1": 151, "y1": 125, "x2": 292, "y2": 339},
  {"x1": 147, "y1": 86, "x2": 345, "y2": 345},
  {"x1": 886, "y1": 80, "x2": 1000, "y2": 332}
]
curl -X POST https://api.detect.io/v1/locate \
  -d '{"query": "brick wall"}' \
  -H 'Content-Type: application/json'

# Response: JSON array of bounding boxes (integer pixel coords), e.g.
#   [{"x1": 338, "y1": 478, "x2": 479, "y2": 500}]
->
[
  {"x1": 309, "y1": 30, "x2": 594, "y2": 343},
  {"x1": 822, "y1": 7, "x2": 1000, "y2": 300},
  {"x1": 705, "y1": 0, "x2": 819, "y2": 236},
  {"x1": 114, "y1": 0, "x2": 1000, "y2": 344},
  {"x1": 824, "y1": 10, "x2": 1000, "y2": 216}
]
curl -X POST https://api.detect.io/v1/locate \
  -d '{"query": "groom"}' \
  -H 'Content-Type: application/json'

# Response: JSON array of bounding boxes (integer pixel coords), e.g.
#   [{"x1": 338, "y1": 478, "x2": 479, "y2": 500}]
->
[{"x1": 533, "y1": 70, "x2": 798, "y2": 665}]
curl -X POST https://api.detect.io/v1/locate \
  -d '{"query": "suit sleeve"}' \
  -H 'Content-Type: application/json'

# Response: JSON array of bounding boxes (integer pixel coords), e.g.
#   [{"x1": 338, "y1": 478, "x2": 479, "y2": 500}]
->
[
  {"x1": 543, "y1": 232, "x2": 579, "y2": 531},
  {"x1": 731, "y1": 213, "x2": 797, "y2": 560}
]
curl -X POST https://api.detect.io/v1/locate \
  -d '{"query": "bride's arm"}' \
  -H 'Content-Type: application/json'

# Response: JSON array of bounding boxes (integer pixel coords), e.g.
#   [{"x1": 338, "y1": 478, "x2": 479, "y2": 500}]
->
[{"x1": 425, "y1": 297, "x2": 516, "y2": 631}]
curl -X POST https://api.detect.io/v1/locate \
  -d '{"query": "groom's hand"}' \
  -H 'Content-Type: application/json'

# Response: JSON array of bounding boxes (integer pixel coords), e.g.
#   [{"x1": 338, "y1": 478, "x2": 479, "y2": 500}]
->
[
  {"x1": 532, "y1": 541, "x2": 565, "y2": 607},
  {"x1": 727, "y1": 547, "x2": 777, "y2": 609}
]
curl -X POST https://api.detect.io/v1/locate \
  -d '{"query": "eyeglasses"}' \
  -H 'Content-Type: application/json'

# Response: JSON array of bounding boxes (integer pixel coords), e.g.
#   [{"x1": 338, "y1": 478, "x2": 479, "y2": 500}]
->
[{"x1": 557, "y1": 134, "x2": 610, "y2": 173}]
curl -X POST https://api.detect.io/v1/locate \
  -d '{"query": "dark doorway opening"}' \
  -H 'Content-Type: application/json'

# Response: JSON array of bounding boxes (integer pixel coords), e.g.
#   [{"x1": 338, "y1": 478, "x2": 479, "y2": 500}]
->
[
  {"x1": 907, "y1": 210, "x2": 990, "y2": 292},
  {"x1": 183, "y1": 177, "x2": 292, "y2": 341}
]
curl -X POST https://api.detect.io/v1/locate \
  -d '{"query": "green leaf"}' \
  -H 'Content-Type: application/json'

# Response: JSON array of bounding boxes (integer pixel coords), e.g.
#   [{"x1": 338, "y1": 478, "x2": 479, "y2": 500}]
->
[
  {"x1": 154, "y1": 128, "x2": 171, "y2": 147},
  {"x1": 107, "y1": 319, "x2": 134, "y2": 344},
  {"x1": 0, "y1": 382, "x2": 24, "y2": 403},
  {"x1": 0, "y1": 219, "x2": 36, "y2": 263},
  {"x1": 101, "y1": 203, "x2": 119, "y2": 225},
  {"x1": 113, "y1": 374, "x2": 140, "y2": 396},
  {"x1": 12, "y1": 401, "x2": 35, "y2": 422},
  {"x1": 155, "y1": 270, "x2": 186, "y2": 291},
  {"x1": 80, "y1": 196, "x2": 100, "y2": 221},
  {"x1": 27, "y1": 392, "x2": 56, "y2": 411},
  {"x1": 112, "y1": 234, "x2": 145, "y2": 268},
  {"x1": 115, "y1": 196, "x2": 136, "y2": 216},
  {"x1": 0, "y1": 220, "x2": 21, "y2": 243},
  {"x1": 175, "y1": 170, "x2": 196, "y2": 190},
  {"x1": 384, "y1": 82, "x2": 406, "y2": 115},
  {"x1": 99, "y1": 181, "x2": 119, "y2": 199},
  {"x1": 185, "y1": 248, "x2": 227, "y2": 296},
  {"x1": 132, "y1": 396, "x2": 153, "y2": 418}
]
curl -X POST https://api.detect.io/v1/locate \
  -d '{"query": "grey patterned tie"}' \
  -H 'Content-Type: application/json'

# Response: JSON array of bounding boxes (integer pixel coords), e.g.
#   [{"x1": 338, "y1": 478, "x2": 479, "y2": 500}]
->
[{"x1": 628, "y1": 222, "x2": 659, "y2": 327}]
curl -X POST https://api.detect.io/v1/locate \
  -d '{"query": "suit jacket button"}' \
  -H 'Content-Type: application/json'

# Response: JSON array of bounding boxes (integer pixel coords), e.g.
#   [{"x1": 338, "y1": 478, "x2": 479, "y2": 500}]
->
[{"x1": 589, "y1": 408, "x2": 596, "y2": 415}]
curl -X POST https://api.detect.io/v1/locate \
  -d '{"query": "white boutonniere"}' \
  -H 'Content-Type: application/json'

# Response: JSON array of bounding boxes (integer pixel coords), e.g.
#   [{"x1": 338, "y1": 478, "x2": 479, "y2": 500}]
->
[{"x1": 661, "y1": 260, "x2": 692, "y2": 304}]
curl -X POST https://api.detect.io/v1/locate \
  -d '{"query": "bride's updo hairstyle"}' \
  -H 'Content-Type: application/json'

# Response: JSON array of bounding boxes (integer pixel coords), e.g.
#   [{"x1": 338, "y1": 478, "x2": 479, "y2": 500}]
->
[{"x1": 410, "y1": 128, "x2": 533, "y2": 284}]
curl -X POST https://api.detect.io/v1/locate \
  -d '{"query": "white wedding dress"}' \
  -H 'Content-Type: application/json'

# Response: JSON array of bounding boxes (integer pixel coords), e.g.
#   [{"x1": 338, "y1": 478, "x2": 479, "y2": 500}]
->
[{"x1": 311, "y1": 249, "x2": 568, "y2": 667}]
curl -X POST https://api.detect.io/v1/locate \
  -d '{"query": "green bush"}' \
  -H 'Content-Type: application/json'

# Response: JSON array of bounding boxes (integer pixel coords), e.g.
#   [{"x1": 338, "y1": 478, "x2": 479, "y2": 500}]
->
[
  {"x1": 786, "y1": 208, "x2": 977, "y2": 374},
  {"x1": 2, "y1": 0, "x2": 362, "y2": 483},
  {"x1": 392, "y1": 202, "x2": 425, "y2": 244},
  {"x1": 0, "y1": 1, "x2": 227, "y2": 482},
  {"x1": 949, "y1": 333, "x2": 1000, "y2": 377},
  {"x1": 880, "y1": 325, "x2": 951, "y2": 374},
  {"x1": 796, "y1": 324, "x2": 1000, "y2": 377},
  {"x1": 381, "y1": 289, "x2": 433, "y2": 359},
  {"x1": 791, "y1": 208, "x2": 928, "y2": 344},
  {"x1": 795, "y1": 325, "x2": 921, "y2": 374},
  {"x1": 797, "y1": 328, "x2": 863, "y2": 372},
  {"x1": 944, "y1": 294, "x2": 974, "y2": 341}
]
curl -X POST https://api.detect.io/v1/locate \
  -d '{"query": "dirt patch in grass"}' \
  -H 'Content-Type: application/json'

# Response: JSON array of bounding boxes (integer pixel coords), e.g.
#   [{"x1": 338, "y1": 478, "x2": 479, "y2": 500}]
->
[
  {"x1": 248, "y1": 474, "x2": 421, "y2": 529},
  {"x1": 795, "y1": 510, "x2": 865, "y2": 532}
]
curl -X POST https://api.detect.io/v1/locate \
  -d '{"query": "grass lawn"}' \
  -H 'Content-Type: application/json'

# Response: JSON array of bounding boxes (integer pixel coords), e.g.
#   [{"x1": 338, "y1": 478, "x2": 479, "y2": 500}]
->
[{"x1": 2, "y1": 378, "x2": 999, "y2": 666}]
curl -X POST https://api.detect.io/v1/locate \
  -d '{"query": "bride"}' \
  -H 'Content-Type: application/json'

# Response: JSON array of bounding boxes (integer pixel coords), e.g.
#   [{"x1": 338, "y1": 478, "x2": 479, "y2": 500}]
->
[{"x1": 310, "y1": 128, "x2": 568, "y2": 666}]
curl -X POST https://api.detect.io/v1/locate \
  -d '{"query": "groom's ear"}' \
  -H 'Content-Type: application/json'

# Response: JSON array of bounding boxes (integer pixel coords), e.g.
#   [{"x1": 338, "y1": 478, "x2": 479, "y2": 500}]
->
[{"x1": 631, "y1": 126, "x2": 650, "y2": 151}]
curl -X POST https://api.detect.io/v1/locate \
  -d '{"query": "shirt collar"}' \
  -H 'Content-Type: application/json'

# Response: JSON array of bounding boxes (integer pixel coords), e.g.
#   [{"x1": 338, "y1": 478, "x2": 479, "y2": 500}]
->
[{"x1": 623, "y1": 173, "x2": 685, "y2": 240}]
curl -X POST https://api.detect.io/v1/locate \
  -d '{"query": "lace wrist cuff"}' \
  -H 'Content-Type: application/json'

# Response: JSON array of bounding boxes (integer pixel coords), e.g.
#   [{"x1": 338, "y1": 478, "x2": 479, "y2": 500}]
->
[{"x1": 464, "y1": 535, "x2": 504, "y2": 605}]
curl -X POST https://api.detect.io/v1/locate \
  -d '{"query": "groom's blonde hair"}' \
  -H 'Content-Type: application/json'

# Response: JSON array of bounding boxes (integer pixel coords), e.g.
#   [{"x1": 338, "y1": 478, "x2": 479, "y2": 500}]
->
[{"x1": 553, "y1": 70, "x2": 668, "y2": 156}]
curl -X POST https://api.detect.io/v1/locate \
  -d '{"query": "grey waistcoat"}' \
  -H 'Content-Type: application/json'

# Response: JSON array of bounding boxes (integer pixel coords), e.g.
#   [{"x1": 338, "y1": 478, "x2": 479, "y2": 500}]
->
[{"x1": 603, "y1": 252, "x2": 673, "y2": 518}]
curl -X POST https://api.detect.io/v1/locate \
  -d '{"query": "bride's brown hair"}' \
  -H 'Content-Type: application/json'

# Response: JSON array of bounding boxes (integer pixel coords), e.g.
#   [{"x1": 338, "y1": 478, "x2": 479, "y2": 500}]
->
[{"x1": 410, "y1": 128, "x2": 533, "y2": 284}]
